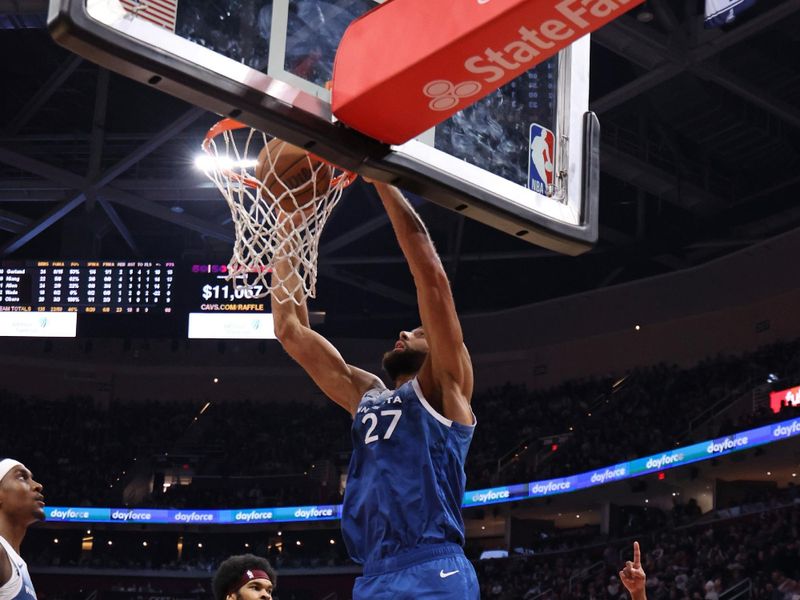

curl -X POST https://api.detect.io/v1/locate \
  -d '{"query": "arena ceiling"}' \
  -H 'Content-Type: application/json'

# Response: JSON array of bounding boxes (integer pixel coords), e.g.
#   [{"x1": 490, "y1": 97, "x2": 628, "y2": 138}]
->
[{"x1": 0, "y1": 0, "x2": 799, "y2": 336}]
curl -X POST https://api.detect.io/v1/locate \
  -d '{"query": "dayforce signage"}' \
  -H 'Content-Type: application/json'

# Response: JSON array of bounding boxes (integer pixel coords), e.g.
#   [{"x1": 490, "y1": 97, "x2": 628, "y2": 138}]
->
[
  {"x1": 464, "y1": 484, "x2": 528, "y2": 507},
  {"x1": 706, "y1": 436, "x2": 749, "y2": 455},
  {"x1": 45, "y1": 505, "x2": 341, "y2": 525},
  {"x1": 45, "y1": 418, "x2": 800, "y2": 524},
  {"x1": 333, "y1": 0, "x2": 644, "y2": 143},
  {"x1": 589, "y1": 465, "x2": 626, "y2": 484}
]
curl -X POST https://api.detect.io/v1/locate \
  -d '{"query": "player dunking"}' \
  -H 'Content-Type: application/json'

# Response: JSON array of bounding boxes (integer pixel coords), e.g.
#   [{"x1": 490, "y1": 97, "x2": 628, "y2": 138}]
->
[
  {"x1": 271, "y1": 182, "x2": 479, "y2": 599},
  {"x1": 0, "y1": 459, "x2": 44, "y2": 600}
]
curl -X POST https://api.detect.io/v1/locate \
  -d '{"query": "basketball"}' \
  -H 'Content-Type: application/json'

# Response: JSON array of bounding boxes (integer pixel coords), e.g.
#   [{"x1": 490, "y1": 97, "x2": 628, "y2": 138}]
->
[{"x1": 255, "y1": 138, "x2": 331, "y2": 214}]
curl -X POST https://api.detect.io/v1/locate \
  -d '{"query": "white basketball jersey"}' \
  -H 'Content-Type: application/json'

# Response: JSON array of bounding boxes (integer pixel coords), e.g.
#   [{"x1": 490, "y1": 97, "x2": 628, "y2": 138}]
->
[{"x1": 0, "y1": 536, "x2": 36, "y2": 600}]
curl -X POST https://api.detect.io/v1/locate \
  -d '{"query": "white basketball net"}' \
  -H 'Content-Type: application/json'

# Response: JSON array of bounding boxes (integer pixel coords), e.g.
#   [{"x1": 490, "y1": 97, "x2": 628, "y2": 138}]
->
[{"x1": 200, "y1": 119, "x2": 356, "y2": 304}]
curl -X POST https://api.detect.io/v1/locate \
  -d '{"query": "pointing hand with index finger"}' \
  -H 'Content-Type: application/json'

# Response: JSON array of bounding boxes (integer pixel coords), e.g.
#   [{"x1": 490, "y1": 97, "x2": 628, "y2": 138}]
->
[{"x1": 619, "y1": 541, "x2": 646, "y2": 600}]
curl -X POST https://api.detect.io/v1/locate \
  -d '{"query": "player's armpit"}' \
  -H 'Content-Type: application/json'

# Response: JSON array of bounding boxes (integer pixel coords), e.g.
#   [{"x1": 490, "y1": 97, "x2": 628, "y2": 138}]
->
[
  {"x1": 0, "y1": 544, "x2": 11, "y2": 586},
  {"x1": 413, "y1": 274, "x2": 474, "y2": 426},
  {"x1": 419, "y1": 361, "x2": 474, "y2": 426}
]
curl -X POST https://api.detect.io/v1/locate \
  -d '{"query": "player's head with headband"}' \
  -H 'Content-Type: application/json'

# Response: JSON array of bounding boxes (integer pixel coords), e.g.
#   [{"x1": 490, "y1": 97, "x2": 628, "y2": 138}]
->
[
  {"x1": 382, "y1": 326, "x2": 428, "y2": 384},
  {"x1": 0, "y1": 458, "x2": 46, "y2": 528},
  {"x1": 212, "y1": 554, "x2": 276, "y2": 600}
]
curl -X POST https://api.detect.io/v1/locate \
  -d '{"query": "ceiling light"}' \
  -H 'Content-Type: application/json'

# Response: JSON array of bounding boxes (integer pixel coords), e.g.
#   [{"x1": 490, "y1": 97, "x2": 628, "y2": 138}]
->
[
  {"x1": 636, "y1": 2, "x2": 654, "y2": 23},
  {"x1": 195, "y1": 155, "x2": 258, "y2": 171}
]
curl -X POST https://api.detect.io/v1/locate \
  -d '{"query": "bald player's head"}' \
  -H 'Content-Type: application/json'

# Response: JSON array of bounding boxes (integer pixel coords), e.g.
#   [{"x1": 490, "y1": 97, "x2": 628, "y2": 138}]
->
[{"x1": 0, "y1": 459, "x2": 45, "y2": 527}]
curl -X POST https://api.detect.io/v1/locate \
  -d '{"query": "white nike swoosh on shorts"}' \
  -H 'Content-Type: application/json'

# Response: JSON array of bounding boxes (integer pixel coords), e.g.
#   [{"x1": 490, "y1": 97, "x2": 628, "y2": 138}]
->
[{"x1": 439, "y1": 569, "x2": 459, "y2": 578}]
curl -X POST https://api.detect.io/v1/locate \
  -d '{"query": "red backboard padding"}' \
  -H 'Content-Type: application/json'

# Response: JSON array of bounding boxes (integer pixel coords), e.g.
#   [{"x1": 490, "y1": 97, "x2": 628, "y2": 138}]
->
[{"x1": 332, "y1": 0, "x2": 642, "y2": 145}]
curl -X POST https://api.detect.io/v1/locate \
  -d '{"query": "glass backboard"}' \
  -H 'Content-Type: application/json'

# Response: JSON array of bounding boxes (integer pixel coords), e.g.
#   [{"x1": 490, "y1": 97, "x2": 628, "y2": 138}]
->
[{"x1": 49, "y1": 0, "x2": 598, "y2": 254}]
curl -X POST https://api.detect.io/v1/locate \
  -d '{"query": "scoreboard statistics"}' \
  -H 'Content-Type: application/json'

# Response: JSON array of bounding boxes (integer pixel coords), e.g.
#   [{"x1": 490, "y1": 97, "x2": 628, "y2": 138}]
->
[
  {"x1": 0, "y1": 260, "x2": 174, "y2": 313},
  {"x1": 0, "y1": 260, "x2": 277, "y2": 339}
]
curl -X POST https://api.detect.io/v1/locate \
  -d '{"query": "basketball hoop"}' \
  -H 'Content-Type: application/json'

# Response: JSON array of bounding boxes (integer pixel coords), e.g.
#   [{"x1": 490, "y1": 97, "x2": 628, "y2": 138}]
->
[{"x1": 200, "y1": 119, "x2": 357, "y2": 304}]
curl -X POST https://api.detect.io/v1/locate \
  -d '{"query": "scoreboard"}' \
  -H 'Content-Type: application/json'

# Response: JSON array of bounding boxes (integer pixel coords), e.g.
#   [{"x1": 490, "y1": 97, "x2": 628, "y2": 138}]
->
[
  {"x1": 0, "y1": 260, "x2": 276, "y2": 339},
  {"x1": 0, "y1": 260, "x2": 174, "y2": 313}
]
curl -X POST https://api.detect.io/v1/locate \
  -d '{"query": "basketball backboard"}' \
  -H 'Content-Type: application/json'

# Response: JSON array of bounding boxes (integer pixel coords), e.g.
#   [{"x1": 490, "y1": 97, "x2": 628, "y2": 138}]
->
[{"x1": 48, "y1": 0, "x2": 599, "y2": 254}]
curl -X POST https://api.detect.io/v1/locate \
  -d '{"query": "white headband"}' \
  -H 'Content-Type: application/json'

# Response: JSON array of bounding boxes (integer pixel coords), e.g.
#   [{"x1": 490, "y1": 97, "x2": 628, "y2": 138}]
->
[{"x1": 0, "y1": 459, "x2": 23, "y2": 484}]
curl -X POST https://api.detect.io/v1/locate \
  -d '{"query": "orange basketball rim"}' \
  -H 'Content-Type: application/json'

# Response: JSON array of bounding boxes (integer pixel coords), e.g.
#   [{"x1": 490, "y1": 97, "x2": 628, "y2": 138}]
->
[{"x1": 201, "y1": 118, "x2": 358, "y2": 190}]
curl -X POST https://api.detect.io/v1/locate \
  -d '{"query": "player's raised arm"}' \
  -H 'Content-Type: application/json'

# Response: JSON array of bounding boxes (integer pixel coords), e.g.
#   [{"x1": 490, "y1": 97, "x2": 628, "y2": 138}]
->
[
  {"x1": 270, "y1": 249, "x2": 380, "y2": 415},
  {"x1": 620, "y1": 541, "x2": 647, "y2": 600},
  {"x1": 372, "y1": 183, "x2": 473, "y2": 425}
]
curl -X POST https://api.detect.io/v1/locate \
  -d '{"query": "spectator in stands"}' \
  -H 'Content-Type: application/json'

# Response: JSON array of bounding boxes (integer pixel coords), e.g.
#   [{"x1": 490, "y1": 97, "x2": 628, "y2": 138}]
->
[
  {"x1": 608, "y1": 575, "x2": 626, "y2": 599},
  {"x1": 703, "y1": 580, "x2": 719, "y2": 600},
  {"x1": 2, "y1": 338, "x2": 799, "y2": 512},
  {"x1": 0, "y1": 459, "x2": 44, "y2": 600},
  {"x1": 212, "y1": 554, "x2": 277, "y2": 600},
  {"x1": 772, "y1": 570, "x2": 800, "y2": 600}
]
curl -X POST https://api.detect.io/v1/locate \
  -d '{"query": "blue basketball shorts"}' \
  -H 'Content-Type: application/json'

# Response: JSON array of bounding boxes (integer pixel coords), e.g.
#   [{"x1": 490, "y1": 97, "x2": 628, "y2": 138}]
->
[{"x1": 353, "y1": 543, "x2": 479, "y2": 600}]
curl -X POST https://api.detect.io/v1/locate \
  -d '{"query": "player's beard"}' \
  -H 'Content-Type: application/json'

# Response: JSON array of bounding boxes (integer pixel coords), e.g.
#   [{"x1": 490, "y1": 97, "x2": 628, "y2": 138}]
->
[{"x1": 382, "y1": 348, "x2": 426, "y2": 384}]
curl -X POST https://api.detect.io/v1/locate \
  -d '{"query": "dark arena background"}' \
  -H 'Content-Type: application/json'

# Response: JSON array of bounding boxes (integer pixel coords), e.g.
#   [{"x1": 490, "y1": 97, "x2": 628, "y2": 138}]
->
[{"x1": 2, "y1": 1, "x2": 800, "y2": 599}]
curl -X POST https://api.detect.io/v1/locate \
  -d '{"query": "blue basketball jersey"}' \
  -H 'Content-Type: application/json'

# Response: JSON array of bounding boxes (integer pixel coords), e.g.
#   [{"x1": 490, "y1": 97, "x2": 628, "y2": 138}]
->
[
  {"x1": 0, "y1": 537, "x2": 37, "y2": 600},
  {"x1": 342, "y1": 377, "x2": 475, "y2": 566}
]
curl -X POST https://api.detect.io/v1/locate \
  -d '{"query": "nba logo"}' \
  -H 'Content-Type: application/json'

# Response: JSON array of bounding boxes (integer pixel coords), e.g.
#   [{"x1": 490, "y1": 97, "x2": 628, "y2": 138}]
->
[{"x1": 528, "y1": 124, "x2": 555, "y2": 195}]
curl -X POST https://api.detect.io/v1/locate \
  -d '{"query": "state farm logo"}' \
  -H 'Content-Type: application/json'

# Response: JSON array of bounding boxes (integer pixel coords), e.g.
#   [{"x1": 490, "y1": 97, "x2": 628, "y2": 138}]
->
[
  {"x1": 421, "y1": 0, "x2": 635, "y2": 112},
  {"x1": 423, "y1": 80, "x2": 482, "y2": 111}
]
